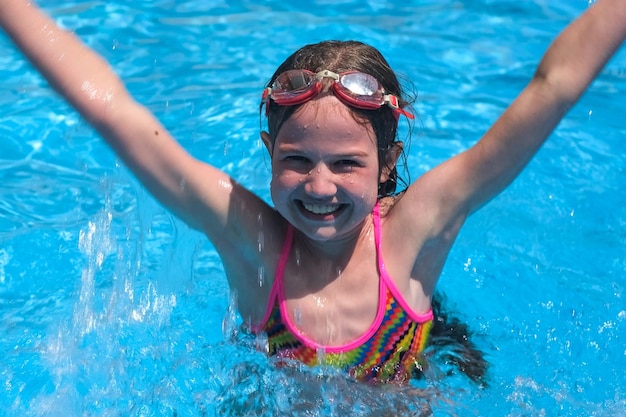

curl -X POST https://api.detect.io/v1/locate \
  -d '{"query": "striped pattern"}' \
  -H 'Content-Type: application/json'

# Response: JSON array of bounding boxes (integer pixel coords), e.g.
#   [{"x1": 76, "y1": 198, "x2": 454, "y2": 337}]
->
[{"x1": 262, "y1": 286, "x2": 433, "y2": 383}]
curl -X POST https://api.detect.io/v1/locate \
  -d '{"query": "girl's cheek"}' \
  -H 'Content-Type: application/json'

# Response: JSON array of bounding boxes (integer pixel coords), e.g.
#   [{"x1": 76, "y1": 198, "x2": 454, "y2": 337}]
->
[
  {"x1": 273, "y1": 170, "x2": 301, "y2": 188},
  {"x1": 270, "y1": 176, "x2": 293, "y2": 203}
]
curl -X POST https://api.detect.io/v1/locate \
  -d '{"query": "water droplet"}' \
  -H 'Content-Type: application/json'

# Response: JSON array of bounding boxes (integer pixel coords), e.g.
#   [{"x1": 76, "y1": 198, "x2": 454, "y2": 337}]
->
[
  {"x1": 316, "y1": 347, "x2": 327, "y2": 364},
  {"x1": 463, "y1": 257, "x2": 472, "y2": 271},
  {"x1": 258, "y1": 266, "x2": 265, "y2": 287},
  {"x1": 295, "y1": 249, "x2": 301, "y2": 266},
  {"x1": 0, "y1": 249, "x2": 11, "y2": 285},
  {"x1": 314, "y1": 296, "x2": 325, "y2": 308},
  {"x1": 255, "y1": 331, "x2": 269, "y2": 354},
  {"x1": 258, "y1": 231, "x2": 265, "y2": 252},
  {"x1": 218, "y1": 179, "x2": 232, "y2": 190},
  {"x1": 222, "y1": 291, "x2": 239, "y2": 342},
  {"x1": 293, "y1": 306, "x2": 302, "y2": 326}
]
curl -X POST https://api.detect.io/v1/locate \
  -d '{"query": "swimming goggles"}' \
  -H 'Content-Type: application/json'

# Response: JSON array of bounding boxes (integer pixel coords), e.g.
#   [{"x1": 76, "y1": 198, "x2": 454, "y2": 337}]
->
[{"x1": 262, "y1": 69, "x2": 414, "y2": 119}]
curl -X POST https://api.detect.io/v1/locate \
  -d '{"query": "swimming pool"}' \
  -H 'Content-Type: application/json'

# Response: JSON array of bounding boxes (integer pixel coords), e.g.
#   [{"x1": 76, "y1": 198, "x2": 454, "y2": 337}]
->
[{"x1": 1, "y1": 0, "x2": 625, "y2": 415}]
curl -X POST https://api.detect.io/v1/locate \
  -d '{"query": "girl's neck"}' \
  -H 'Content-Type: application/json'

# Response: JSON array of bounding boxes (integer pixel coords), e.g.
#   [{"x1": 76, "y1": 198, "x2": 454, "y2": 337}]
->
[
  {"x1": 286, "y1": 215, "x2": 376, "y2": 295},
  {"x1": 293, "y1": 214, "x2": 375, "y2": 262}
]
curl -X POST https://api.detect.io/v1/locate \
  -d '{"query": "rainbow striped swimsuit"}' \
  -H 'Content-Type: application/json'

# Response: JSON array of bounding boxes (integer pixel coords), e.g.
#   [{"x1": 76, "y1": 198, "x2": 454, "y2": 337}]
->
[{"x1": 253, "y1": 203, "x2": 433, "y2": 383}]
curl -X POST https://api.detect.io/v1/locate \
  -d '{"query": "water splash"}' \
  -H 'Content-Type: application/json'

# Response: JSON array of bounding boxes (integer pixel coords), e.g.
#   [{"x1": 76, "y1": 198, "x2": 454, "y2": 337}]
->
[
  {"x1": 75, "y1": 207, "x2": 114, "y2": 336},
  {"x1": 255, "y1": 330, "x2": 269, "y2": 354},
  {"x1": 222, "y1": 290, "x2": 239, "y2": 342},
  {"x1": 24, "y1": 190, "x2": 198, "y2": 416}
]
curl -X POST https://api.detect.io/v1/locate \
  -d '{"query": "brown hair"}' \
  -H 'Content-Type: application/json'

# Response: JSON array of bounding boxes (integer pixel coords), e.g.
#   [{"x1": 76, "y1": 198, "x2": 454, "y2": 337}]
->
[{"x1": 262, "y1": 40, "x2": 414, "y2": 197}]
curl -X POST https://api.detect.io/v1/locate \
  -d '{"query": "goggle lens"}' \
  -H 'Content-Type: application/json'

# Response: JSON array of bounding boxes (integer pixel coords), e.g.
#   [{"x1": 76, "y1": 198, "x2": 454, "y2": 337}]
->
[
  {"x1": 340, "y1": 72, "x2": 380, "y2": 97},
  {"x1": 272, "y1": 70, "x2": 317, "y2": 99}
]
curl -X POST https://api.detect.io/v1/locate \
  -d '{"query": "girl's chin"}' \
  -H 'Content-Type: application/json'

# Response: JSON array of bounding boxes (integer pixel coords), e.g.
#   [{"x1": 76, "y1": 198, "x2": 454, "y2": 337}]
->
[{"x1": 298, "y1": 225, "x2": 348, "y2": 243}]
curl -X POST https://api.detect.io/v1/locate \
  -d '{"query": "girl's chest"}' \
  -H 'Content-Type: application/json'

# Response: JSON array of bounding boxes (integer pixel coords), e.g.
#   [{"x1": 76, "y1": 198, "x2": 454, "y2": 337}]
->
[{"x1": 281, "y1": 254, "x2": 382, "y2": 347}]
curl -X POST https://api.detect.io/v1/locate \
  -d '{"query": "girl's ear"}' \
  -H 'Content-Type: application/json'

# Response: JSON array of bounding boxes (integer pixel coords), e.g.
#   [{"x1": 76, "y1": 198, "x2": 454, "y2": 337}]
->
[
  {"x1": 260, "y1": 131, "x2": 273, "y2": 156},
  {"x1": 379, "y1": 141, "x2": 403, "y2": 183}
]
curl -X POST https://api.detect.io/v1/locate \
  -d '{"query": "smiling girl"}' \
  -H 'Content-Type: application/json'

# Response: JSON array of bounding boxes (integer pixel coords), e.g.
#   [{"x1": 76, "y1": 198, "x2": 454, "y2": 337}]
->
[{"x1": 1, "y1": 0, "x2": 625, "y2": 383}]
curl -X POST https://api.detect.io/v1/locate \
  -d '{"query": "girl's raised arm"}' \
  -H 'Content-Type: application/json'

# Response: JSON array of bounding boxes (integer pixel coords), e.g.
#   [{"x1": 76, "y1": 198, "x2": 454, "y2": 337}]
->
[
  {"x1": 0, "y1": 0, "x2": 272, "y2": 239},
  {"x1": 405, "y1": 0, "x2": 626, "y2": 233},
  {"x1": 457, "y1": 0, "x2": 626, "y2": 214},
  {"x1": 389, "y1": 0, "x2": 626, "y2": 294}
]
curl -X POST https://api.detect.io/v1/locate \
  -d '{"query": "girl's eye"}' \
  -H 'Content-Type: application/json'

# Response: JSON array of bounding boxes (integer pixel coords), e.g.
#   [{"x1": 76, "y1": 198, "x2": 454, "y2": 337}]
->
[
  {"x1": 284, "y1": 155, "x2": 310, "y2": 163},
  {"x1": 333, "y1": 159, "x2": 361, "y2": 174},
  {"x1": 281, "y1": 156, "x2": 312, "y2": 172},
  {"x1": 336, "y1": 159, "x2": 360, "y2": 167}
]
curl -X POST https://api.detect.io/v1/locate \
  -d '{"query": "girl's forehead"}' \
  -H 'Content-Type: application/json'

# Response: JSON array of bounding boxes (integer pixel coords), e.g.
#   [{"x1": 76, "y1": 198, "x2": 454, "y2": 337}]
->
[{"x1": 275, "y1": 95, "x2": 377, "y2": 148}]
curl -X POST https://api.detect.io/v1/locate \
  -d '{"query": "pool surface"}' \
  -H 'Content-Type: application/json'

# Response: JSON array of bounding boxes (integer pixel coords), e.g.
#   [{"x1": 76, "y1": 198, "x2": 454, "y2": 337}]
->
[{"x1": 1, "y1": 0, "x2": 625, "y2": 415}]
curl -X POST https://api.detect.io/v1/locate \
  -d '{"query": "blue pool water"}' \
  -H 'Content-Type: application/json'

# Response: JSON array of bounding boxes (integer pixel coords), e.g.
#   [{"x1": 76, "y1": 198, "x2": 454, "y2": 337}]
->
[{"x1": 1, "y1": 0, "x2": 625, "y2": 415}]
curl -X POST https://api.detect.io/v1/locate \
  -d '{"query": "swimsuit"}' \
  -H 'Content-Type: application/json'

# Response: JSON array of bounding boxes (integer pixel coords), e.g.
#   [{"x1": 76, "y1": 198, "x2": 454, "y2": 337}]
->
[{"x1": 252, "y1": 203, "x2": 433, "y2": 382}]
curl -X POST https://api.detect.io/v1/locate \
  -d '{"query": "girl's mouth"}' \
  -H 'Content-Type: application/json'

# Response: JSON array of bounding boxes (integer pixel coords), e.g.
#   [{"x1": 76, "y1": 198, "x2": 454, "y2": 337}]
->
[{"x1": 300, "y1": 201, "x2": 345, "y2": 216}]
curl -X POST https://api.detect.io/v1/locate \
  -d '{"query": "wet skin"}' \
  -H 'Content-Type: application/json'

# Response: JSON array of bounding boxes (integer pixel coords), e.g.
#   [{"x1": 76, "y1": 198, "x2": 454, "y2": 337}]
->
[{"x1": 262, "y1": 94, "x2": 388, "y2": 254}]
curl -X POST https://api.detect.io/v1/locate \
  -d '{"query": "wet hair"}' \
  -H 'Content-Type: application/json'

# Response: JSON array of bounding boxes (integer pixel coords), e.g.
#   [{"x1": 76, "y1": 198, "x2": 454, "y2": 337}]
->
[
  {"x1": 262, "y1": 40, "x2": 414, "y2": 197},
  {"x1": 426, "y1": 293, "x2": 488, "y2": 384}
]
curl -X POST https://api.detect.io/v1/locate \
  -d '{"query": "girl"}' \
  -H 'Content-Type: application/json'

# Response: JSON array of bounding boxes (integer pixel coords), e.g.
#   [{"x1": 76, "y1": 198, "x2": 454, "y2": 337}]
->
[{"x1": 1, "y1": 0, "x2": 625, "y2": 383}]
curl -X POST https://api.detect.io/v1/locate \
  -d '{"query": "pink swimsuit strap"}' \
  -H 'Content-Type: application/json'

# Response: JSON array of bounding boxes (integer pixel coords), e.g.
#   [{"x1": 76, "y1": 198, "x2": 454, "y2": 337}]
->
[{"x1": 371, "y1": 203, "x2": 434, "y2": 324}]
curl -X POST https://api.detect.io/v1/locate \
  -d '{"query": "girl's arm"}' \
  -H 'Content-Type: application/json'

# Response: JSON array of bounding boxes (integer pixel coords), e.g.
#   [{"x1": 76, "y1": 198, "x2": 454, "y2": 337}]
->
[
  {"x1": 0, "y1": 1, "x2": 287, "y2": 319},
  {"x1": 403, "y1": 0, "x2": 625, "y2": 236},
  {"x1": 390, "y1": 0, "x2": 625, "y2": 295},
  {"x1": 452, "y1": 0, "x2": 626, "y2": 215},
  {"x1": 0, "y1": 0, "x2": 275, "y2": 241}
]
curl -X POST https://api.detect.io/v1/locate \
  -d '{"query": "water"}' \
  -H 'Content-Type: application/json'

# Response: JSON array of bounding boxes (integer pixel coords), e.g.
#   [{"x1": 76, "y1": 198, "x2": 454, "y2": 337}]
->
[{"x1": 1, "y1": 0, "x2": 625, "y2": 415}]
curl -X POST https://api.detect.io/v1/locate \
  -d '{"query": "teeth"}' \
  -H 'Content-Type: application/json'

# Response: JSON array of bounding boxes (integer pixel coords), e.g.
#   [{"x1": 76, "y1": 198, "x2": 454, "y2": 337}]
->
[{"x1": 303, "y1": 203, "x2": 340, "y2": 215}]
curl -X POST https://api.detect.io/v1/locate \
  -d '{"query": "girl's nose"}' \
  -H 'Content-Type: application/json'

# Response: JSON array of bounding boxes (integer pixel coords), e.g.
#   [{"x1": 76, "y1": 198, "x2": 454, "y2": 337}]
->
[{"x1": 303, "y1": 164, "x2": 337, "y2": 198}]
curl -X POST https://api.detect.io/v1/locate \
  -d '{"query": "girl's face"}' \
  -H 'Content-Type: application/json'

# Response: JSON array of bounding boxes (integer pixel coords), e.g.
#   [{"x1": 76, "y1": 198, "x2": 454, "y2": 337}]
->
[{"x1": 263, "y1": 94, "x2": 390, "y2": 242}]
